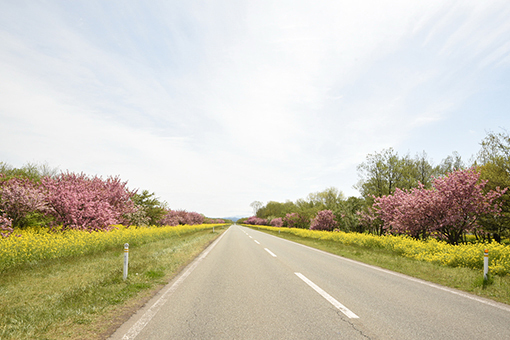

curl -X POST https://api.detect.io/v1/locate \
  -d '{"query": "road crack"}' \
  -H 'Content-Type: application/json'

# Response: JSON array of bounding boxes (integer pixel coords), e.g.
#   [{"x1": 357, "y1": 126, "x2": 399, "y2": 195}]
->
[{"x1": 337, "y1": 311, "x2": 371, "y2": 339}]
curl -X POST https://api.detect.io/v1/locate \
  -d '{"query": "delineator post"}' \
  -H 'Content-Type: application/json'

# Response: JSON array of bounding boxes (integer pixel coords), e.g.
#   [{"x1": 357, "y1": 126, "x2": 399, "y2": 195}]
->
[
  {"x1": 483, "y1": 249, "x2": 489, "y2": 281},
  {"x1": 123, "y1": 243, "x2": 129, "y2": 281}
]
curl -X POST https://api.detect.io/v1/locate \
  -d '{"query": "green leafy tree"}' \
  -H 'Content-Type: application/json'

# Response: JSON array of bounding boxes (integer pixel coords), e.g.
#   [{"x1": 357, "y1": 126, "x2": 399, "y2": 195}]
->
[
  {"x1": 413, "y1": 151, "x2": 438, "y2": 188},
  {"x1": 0, "y1": 162, "x2": 59, "y2": 183},
  {"x1": 250, "y1": 201, "x2": 263, "y2": 216},
  {"x1": 306, "y1": 187, "x2": 345, "y2": 211},
  {"x1": 130, "y1": 190, "x2": 167, "y2": 226},
  {"x1": 476, "y1": 130, "x2": 510, "y2": 242},
  {"x1": 355, "y1": 148, "x2": 418, "y2": 201},
  {"x1": 334, "y1": 196, "x2": 365, "y2": 232},
  {"x1": 437, "y1": 151, "x2": 465, "y2": 176},
  {"x1": 256, "y1": 200, "x2": 296, "y2": 219}
]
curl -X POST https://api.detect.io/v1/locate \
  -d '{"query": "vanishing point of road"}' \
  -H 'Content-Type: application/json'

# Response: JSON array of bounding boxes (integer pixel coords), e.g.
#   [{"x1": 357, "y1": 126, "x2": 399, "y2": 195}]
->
[{"x1": 109, "y1": 225, "x2": 510, "y2": 339}]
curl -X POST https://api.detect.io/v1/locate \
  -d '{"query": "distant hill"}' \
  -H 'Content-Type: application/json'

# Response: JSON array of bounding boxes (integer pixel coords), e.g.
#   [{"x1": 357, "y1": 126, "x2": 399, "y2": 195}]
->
[{"x1": 222, "y1": 216, "x2": 246, "y2": 222}]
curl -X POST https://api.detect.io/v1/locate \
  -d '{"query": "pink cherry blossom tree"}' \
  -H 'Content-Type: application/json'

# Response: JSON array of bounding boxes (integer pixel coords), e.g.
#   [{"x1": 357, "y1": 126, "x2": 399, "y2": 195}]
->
[
  {"x1": 245, "y1": 216, "x2": 268, "y2": 225},
  {"x1": 270, "y1": 217, "x2": 283, "y2": 228},
  {"x1": 159, "y1": 210, "x2": 205, "y2": 226},
  {"x1": 373, "y1": 168, "x2": 506, "y2": 244},
  {"x1": 0, "y1": 177, "x2": 48, "y2": 228},
  {"x1": 186, "y1": 211, "x2": 205, "y2": 225},
  {"x1": 310, "y1": 210, "x2": 338, "y2": 231},
  {"x1": 41, "y1": 172, "x2": 135, "y2": 231},
  {"x1": 427, "y1": 168, "x2": 506, "y2": 244},
  {"x1": 159, "y1": 210, "x2": 180, "y2": 226}
]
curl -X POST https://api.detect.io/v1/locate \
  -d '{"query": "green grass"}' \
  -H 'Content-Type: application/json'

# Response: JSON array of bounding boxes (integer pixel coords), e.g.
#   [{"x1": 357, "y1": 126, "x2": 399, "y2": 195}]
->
[
  {"x1": 0, "y1": 227, "x2": 226, "y2": 340},
  {"x1": 253, "y1": 228, "x2": 510, "y2": 306}
]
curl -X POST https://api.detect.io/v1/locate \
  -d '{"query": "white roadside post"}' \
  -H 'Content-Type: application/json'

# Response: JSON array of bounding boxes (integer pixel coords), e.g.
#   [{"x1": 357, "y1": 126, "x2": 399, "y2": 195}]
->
[
  {"x1": 484, "y1": 249, "x2": 489, "y2": 281},
  {"x1": 123, "y1": 243, "x2": 129, "y2": 281}
]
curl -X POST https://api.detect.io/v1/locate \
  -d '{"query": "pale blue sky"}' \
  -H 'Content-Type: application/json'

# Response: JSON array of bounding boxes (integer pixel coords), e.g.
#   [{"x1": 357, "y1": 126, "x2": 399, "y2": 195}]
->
[{"x1": 1, "y1": 1, "x2": 510, "y2": 217}]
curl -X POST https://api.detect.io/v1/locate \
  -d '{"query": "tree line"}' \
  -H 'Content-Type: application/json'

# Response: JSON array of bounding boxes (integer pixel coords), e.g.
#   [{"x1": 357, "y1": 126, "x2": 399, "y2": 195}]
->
[
  {"x1": 0, "y1": 164, "x2": 225, "y2": 237},
  {"x1": 241, "y1": 130, "x2": 510, "y2": 244}
]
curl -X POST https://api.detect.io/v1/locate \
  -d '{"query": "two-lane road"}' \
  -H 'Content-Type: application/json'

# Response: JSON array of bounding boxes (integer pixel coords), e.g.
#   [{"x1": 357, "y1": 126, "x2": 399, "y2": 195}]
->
[{"x1": 110, "y1": 225, "x2": 510, "y2": 339}]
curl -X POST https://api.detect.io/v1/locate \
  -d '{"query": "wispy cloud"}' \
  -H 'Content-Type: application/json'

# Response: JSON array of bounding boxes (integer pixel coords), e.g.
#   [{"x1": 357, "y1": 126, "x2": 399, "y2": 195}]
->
[{"x1": 1, "y1": 1, "x2": 510, "y2": 216}]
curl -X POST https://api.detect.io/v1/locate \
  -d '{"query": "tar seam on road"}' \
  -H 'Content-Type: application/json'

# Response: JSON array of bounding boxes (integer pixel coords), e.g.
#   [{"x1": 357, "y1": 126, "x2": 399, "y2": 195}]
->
[
  {"x1": 295, "y1": 272, "x2": 359, "y2": 319},
  {"x1": 119, "y1": 226, "x2": 231, "y2": 340}
]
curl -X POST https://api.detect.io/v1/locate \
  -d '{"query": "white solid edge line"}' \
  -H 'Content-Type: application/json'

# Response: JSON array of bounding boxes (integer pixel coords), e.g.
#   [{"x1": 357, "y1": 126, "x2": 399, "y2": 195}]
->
[
  {"x1": 267, "y1": 231, "x2": 510, "y2": 314},
  {"x1": 120, "y1": 226, "x2": 231, "y2": 340},
  {"x1": 264, "y1": 248, "x2": 277, "y2": 257},
  {"x1": 295, "y1": 272, "x2": 359, "y2": 319}
]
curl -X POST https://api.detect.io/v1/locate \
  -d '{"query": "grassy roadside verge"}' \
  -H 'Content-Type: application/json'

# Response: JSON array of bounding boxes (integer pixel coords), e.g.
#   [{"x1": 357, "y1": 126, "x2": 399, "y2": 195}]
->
[
  {"x1": 0, "y1": 226, "x2": 227, "y2": 340},
  {"x1": 249, "y1": 227, "x2": 510, "y2": 306}
]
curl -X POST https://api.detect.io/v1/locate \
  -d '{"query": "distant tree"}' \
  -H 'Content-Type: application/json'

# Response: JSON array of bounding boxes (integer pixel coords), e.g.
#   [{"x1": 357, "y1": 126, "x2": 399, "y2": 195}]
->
[
  {"x1": 159, "y1": 210, "x2": 180, "y2": 226},
  {"x1": 310, "y1": 210, "x2": 338, "y2": 231},
  {"x1": 477, "y1": 129, "x2": 510, "y2": 166},
  {"x1": 270, "y1": 217, "x2": 283, "y2": 228},
  {"x1": 413, "y1": 151, "x2": 437, "y2": 188},
  {"x1": 294, "y1": 198, "x2": 321, "y2": 221},
  {"x1": 159, "y1": 210, "x2": 204, "y2": 226},
  {"x1": 355, "y1": 148, "x2": 418, "y2": 201},
  {"x1": 245, "y1": 216, "x2": 268, "y2": 225},
  {"x1": 306, "y1": 187, "x2": 345, "y2": 211},
  {"x1": 256, "y1": 200, "x2": 296, "y2": 219},
  {"x1": 250, "y1": 201, "x2": 263, "y2": 216},
  {"x1": 437, "y1": 151, "x2": 465, "y2": 175},
  {"x1": 0, "y1": 162, "x2": 58, "y2": 183},
  {"x1": 187, "y1": 212, "x2": 205, "y2": 225},
  {"x1": 282, "y1": 213, "x2": 309, "y2": 229}
]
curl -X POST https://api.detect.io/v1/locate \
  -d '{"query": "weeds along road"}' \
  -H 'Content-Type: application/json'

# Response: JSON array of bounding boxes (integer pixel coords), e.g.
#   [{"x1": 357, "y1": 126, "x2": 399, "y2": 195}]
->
[{"x1": 110, "y1": 225, "x2": 510, "y2": 340}]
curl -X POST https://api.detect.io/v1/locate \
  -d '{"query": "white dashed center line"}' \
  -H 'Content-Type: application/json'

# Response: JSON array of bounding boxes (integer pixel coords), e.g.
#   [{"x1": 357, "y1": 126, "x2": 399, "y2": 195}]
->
[
  {"x1": 295, "y1": 272, "x2": 359, "y2": 319},
  {"x1": 264, "y1": 248, "x2": 277, "y2": 257}
]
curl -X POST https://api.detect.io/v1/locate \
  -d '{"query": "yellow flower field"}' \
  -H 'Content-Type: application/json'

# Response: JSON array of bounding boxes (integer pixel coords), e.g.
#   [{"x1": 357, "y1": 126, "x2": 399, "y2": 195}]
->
[
  {"x1": 0, "y1": 224, "x2": 222, "y2": 271},
  {"x1": 248, "y1": 225, "x2": 510, "y2": 275}
]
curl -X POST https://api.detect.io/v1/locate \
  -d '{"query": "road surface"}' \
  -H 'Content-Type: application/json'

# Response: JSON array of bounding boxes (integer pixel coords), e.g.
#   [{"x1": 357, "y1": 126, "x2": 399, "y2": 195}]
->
[{"x1": 110, "y1": 225, "x2": 510, "y2": 339}]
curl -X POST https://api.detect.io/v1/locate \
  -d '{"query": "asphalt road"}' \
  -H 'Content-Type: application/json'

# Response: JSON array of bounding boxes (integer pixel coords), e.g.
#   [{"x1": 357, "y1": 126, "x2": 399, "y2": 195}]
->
[{"x1": 110, "y1": 225, "x2": 510, "y2": 339}]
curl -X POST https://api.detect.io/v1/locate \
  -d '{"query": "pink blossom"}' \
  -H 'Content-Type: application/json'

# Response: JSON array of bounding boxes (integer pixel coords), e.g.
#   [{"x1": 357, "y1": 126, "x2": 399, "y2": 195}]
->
[
  {"x1": 0, "y1": 213, "x2": 13, "y2": 238},
  {"x1": 310, "y1": 210, "x2": 338, "y2": 231},
  {"x1": 41, "y1": 172, "x2": 135, "y2": 231},
  {"x1": 373, "y1": 168, "x2": 506, "y2": 244},
  {"x1": 270, "y1": 217, "x2": 283, "y2": 228},
  {"x1": 0, "y1": 177, "x2": 47, "y2": 228},
  {"x1": 160, "y1": 210, "x2": 205, "y2": 226}
]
